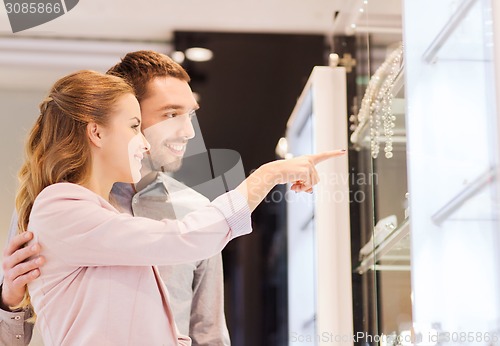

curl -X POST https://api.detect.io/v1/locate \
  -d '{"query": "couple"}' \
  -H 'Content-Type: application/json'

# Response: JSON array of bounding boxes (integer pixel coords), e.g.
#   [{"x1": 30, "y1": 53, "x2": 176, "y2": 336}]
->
[{"x1": 1, "y1": 51, "x2": 344, "y2": 345}]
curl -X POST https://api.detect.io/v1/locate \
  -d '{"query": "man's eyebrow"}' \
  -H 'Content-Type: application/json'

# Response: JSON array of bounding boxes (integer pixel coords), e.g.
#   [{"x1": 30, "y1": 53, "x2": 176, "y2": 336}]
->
[{"x1": 156, "y1": 104, "x2": 200, "y2": 112}]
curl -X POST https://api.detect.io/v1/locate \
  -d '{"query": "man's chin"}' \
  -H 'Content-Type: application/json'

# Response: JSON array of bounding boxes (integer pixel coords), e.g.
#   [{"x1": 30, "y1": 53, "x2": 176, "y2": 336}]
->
[
  {"x1": 160, "y1": 159, "x2": 183, "y2": 173},
  {"x1": 142, "y1": 151, "x2": 184, "y2": 173}
]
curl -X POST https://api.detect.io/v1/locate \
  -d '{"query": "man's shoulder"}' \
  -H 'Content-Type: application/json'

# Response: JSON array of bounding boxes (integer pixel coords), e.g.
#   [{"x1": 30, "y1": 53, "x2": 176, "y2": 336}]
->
[
  {"x1": 111, "y1": 182, "x2": 135, "y2": 198},
  {"x1": 110, "y1": 182, "x2": 135, "y2": 214}
]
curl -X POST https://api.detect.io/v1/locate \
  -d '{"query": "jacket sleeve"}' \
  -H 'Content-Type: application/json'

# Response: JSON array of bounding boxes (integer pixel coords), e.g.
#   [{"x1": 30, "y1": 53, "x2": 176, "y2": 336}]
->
[
  {"x1": 0, "y1": 212, "x2": 34, "y2": 346},
  {"x1": 30, "y1": 184, "x2": 252, "y2": 267}
]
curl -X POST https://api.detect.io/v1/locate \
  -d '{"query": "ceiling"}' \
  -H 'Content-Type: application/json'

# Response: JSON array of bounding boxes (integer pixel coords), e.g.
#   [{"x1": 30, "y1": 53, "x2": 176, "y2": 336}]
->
[
  {"x1": 1, "y1": 0, "x2": 343, "y2": 40},
  {"x1": 0, "y1": 0, "x2": 402, "y2": 89},
  {"x1": 0, "y1": 0, "x2": 401, "y2": 40}
]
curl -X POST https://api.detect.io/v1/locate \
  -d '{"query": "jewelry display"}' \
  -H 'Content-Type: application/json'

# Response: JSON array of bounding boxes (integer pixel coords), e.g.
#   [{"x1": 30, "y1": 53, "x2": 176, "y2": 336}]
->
[{"x1": 352, "y1": 44, "x2": 403, "y2": 159}]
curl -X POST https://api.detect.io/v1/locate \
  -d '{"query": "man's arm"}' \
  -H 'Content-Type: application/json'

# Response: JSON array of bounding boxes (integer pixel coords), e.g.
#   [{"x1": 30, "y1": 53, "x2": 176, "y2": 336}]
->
[
  {"x1": 0, "y1": 285, "x2": 35, "y2": 346},
  {"x1": 0, "y1": 212, "x2": 44, "y2": 346},
  {"x1": 189, "y1": 253, "x2": 230, "y2": 346}
]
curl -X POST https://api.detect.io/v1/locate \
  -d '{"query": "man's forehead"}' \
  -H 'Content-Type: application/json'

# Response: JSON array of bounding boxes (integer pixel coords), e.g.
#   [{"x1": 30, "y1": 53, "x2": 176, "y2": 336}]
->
[
  {"x1": 147, "y1": 76, "x2": 187, "y2": 91},
  {"x1": 144, "y1": 77, "x2": 192, "y2": 99}
]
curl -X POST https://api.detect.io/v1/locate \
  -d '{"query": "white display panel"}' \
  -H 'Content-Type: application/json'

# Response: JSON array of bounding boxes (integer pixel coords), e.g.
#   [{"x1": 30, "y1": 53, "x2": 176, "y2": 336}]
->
[
  {"x1": 286, "y1": 66, "x2": 352, "y2": 345},
  {"x1": 404, "y1": 0, "x2": 500, "y2": 343}
]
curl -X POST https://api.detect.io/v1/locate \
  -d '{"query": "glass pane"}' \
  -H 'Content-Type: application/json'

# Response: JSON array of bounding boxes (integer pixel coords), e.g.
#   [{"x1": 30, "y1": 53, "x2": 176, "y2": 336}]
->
[
  {"x1": 351, "y1": 0, "x2": 408, "y2": 342},
  {"x1": 286, "y1": 90, "x2": 317, "y2": 344},
  {"x1": 404, "y1": 0, "x2": 500, "y2": 341}
]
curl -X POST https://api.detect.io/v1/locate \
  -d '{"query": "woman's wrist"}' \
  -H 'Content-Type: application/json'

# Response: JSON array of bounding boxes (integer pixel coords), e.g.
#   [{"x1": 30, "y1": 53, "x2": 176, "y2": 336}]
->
[
  {"x1": 236, "y1": 163, "x2": 279, "y2": 212},
  {"x1": 258, "y1": 160, "x2": 283, "y2": 185}
]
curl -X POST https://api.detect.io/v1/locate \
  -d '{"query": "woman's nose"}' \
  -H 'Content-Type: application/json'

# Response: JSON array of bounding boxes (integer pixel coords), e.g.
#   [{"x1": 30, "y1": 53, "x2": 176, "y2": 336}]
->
[{"x1": 141, "y1": 133, "x2": 151, "y2": 152}]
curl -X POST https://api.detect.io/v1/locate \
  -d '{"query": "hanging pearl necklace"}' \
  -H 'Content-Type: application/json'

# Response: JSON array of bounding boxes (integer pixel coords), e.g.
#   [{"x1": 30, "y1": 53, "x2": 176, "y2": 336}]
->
[{"x1": 355, "y1": 44, "x2": 403, "y2": 159}]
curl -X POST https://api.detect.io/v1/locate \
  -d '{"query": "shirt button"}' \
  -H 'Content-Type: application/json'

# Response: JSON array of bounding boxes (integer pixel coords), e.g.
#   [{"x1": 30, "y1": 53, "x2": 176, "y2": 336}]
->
[
  {"x1": 132, "y1": 196, "x2": 138, "y2": 204},
  {"x1": 16, "y1": 334, "x2": 22, "y2": 339},
  {"x1": 14, "y1": 316, "x2": 21, "y2": 320}
]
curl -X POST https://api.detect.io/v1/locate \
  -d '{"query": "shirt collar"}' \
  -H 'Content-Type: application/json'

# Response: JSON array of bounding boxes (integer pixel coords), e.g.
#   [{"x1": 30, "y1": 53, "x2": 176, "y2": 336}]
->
[
  {"x1": 134, "y1": 171, "x2": 173, "y2": 198},
  {"x1": 135, "y1": 171, "x2": 160, "y2": 192}
]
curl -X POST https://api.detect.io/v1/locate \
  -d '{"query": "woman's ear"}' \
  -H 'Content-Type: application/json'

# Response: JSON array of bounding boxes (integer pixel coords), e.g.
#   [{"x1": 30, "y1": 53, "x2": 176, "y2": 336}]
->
[{"x1": 87, "y1": 122, "x2": 103, "y2": 148}]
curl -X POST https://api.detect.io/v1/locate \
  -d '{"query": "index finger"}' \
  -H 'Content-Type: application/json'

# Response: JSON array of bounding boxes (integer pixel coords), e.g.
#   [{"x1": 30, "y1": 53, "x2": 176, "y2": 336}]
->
[
  {"x1": 309, "y1": 149, "x2": 346, "y2": 165},
  {"x1": 3, "y1": 232, "x2": 33, "y2": 257}
]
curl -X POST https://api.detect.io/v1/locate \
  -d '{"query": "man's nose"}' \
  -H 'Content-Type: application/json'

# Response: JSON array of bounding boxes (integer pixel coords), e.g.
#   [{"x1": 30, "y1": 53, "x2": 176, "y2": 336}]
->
[{"x1": 179, "y1": 115, "x2": 196, "y2": 140}]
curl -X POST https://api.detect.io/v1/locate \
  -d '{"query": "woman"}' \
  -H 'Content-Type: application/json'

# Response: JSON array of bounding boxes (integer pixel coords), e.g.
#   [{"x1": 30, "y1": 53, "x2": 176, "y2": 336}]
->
[{"x1": 15, "y1": 70, "x2": 343, "y2": 345}]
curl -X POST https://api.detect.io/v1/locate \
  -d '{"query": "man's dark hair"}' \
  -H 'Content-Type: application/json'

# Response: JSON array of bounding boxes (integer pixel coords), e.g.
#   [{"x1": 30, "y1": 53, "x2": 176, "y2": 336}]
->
[{"x1": 107, "y1": 50, "x2": 190, "y2": 102}]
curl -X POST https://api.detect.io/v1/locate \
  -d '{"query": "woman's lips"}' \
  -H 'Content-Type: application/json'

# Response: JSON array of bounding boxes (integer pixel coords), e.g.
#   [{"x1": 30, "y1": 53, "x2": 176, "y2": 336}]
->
[{"x1": 134, "y1": 153, "x2": 143, "y2": 163}]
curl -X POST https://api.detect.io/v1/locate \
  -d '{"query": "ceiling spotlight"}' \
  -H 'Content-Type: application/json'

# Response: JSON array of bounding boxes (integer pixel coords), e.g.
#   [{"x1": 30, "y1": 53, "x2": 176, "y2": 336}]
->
[
  {"x1": 185, "y1": 47, "x2": 214, "y2": 62},
  {"x1": 329, "y1": 53, "x2": 339, "y2": 67},
  {"x1": 275, "y1": 137, "x2": 289, "y2": 159},
  {"x1": 171, "y1": 51, "x2": 185, "y2": 64}
]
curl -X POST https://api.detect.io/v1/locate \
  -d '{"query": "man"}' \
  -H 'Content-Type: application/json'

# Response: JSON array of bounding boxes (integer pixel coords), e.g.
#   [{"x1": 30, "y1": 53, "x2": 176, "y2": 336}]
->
[{"x1": 0, "y1": 51, "x2": 231, "y2": 345}]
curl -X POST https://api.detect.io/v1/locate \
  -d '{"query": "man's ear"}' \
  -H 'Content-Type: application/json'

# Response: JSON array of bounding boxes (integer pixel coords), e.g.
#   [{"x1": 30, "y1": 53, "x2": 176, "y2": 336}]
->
[{"x1": 87, "y1": 122, "x2": 103, "y2": 148}]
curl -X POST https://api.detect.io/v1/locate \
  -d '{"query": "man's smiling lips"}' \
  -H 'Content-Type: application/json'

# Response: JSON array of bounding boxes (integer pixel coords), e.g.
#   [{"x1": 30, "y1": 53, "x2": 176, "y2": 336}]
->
[{"x1": 165, "y1": 143, "x2": 187, "y2": 156}]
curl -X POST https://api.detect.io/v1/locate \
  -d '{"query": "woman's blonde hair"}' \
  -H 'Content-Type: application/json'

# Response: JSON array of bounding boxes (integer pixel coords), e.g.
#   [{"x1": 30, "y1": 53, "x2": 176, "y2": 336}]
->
[{"x1": 14, "y1": 70, "x2": 134, "y2": 317}]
